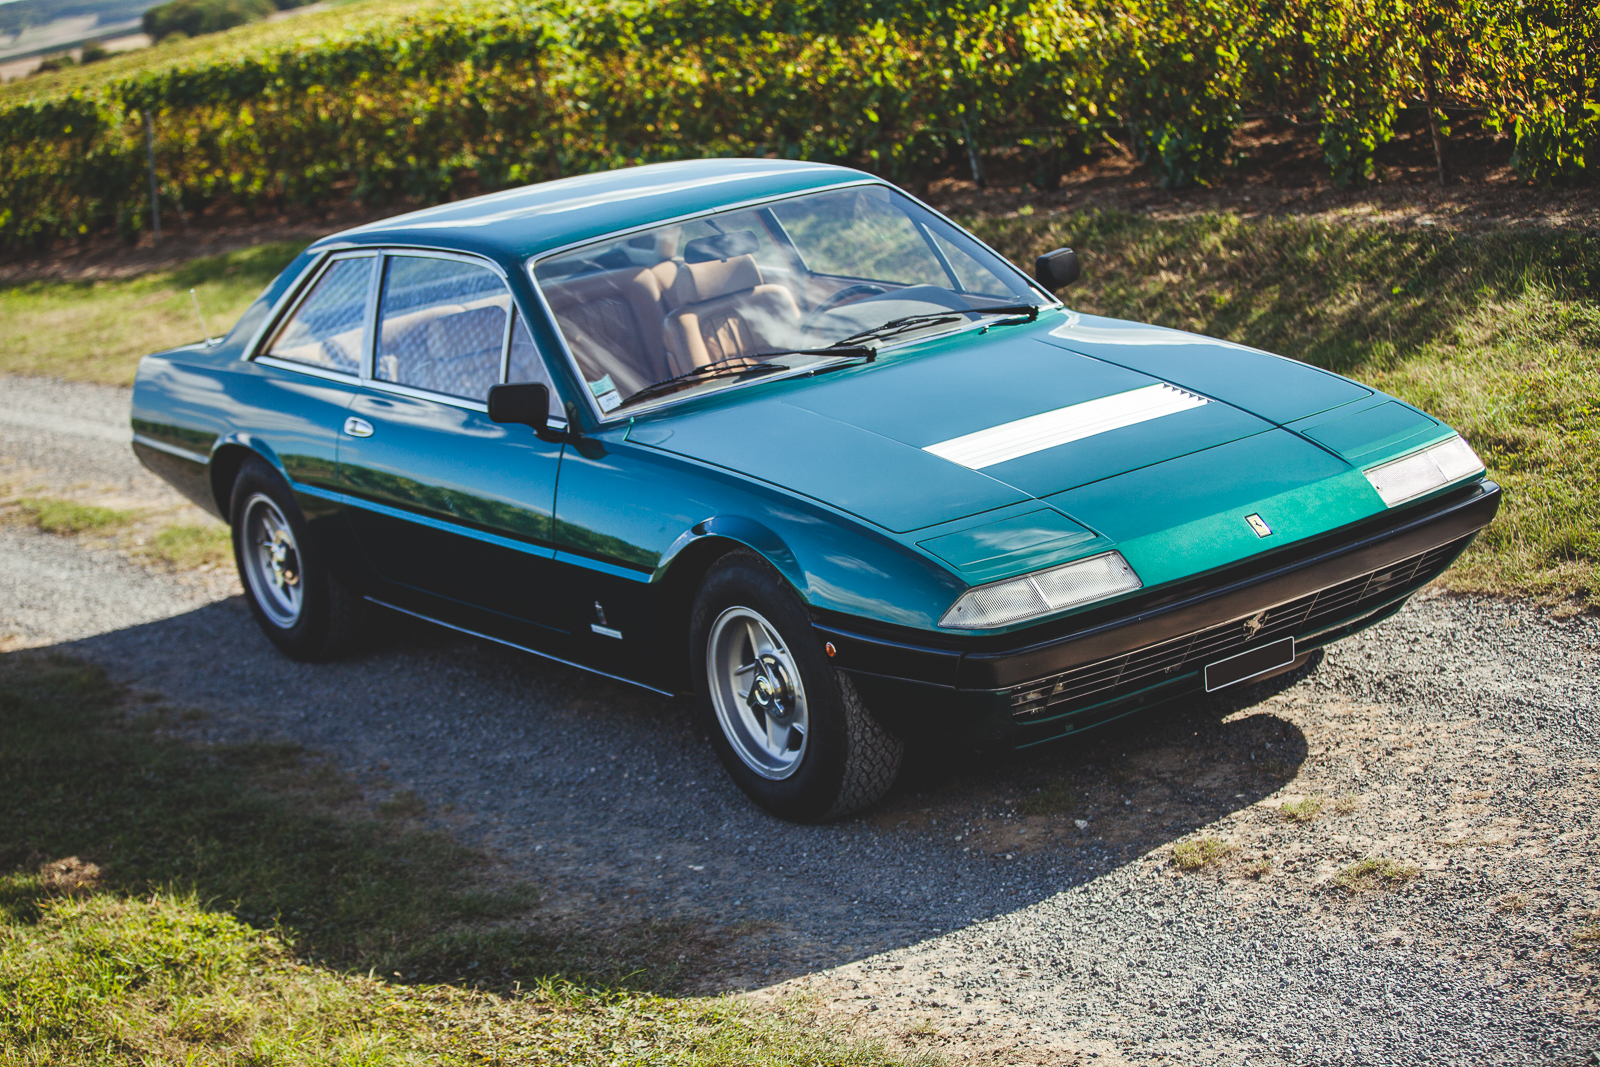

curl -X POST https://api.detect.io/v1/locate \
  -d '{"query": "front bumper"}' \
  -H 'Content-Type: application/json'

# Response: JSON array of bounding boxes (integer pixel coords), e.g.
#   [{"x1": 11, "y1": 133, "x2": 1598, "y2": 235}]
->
[{"x1": 816, "y1": 479, "x2": 1501, "y2": 748}]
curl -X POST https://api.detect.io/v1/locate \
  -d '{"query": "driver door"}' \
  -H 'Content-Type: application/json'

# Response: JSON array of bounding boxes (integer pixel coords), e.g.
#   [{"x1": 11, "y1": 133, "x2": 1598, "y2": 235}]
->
[{"x1": 335, "y1": 251, "x2": 566, "y2": 632}]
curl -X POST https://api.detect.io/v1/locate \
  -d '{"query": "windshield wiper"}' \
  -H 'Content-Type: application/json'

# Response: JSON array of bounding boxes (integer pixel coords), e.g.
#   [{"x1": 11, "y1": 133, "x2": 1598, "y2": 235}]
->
[
  {"x1": 617, "y1": 346, "x2": 880, "y2": 409},
  {"x1": 833, "y1": 303, "x2": 1042, "y2": 347},
  {"x1": 619, "y1": 355, "x2": 791, "y2": 409}
]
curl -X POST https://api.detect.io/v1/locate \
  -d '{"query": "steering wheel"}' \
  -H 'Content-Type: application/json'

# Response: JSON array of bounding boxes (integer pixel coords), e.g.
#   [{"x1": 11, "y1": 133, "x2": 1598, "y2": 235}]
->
[{"x1": 801, "y1": 283, "x2": 889, "y2": 333}]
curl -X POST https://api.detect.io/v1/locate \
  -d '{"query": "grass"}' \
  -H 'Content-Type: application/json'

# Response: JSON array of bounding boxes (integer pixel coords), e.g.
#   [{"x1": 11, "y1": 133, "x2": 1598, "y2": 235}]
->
[
  {"x1": 1331, "y1": 857, "x2": 1420, "y2": 893},
  {"x1": 141, "y1": 521, "x2": 233, "y2": 569},
  {"x1": 969, "y1": 211, "x2": 1600, "y2": 609},
  {"x1": 0, "y1": 242, "x2": 301, "y2": 384},
  {"x1": 1497, "y1": 892, "x2": 1529, "y2": 913},
  {"x1": 1278, "y1": 795, "x2": 1327, "y2": 823},
  {"x1": 8, "y1": 496, "x2": 138, "y2": 534},
  {"x1": 1237, "y1": 856, "x2": 1272, "y2": 879},
  {"x1": 1172, "y1": 836, "x2": 1236, "y2": 871},
  {"x1": 0, "y1": 652, "x2": 913, "y2": 1065},
  {"x1": 1017, "y1": 776, "x2": 1077, "y2": 816}
]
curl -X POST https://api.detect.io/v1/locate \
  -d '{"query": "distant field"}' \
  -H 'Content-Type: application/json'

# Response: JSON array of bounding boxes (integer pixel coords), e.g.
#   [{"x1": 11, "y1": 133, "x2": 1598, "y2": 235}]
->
[{"x1": 0, "y1": 0, "x2": 440, "y2": 103}]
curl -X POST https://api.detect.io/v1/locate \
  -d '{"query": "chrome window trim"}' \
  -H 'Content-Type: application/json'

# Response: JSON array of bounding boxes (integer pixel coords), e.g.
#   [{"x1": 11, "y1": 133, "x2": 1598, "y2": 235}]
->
[
  {"x1": 246, "y1": 249, "x2": 380, "y2": 376},
  {"x1": 525, "y1": 179, "x2": 1059, "y2": 427},
  {"x1": 359, "y1": 378, "x2": 491, "y2": 414},
  {"x1": 363, "y1": 248, "x2": 517, "y2": 409},
  {"x1": 254, "y1": 354, "x2": 363, "y2": 385},
  {"x1": 239, "y1": 248, "x2": 333, "y2": 363}
]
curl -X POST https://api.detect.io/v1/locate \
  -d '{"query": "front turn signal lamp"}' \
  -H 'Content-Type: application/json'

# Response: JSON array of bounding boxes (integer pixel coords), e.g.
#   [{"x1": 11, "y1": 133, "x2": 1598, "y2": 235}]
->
[
  {"x1": 1363, "y1": 435, "x2": 1484, "y2": 508},
  {"x1": 938, "y1": 551, "x2": 1142, "y2": 630}
]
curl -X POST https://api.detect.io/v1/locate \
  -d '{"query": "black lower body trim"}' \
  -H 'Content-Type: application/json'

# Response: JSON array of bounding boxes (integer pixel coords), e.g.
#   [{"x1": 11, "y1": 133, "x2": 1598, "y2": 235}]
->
[
  {"x1": 821, "y1": 480, "x2": 1500, "y2": 750},
  {"x1": 1008, "y1": 534, "x2": 1467, "y2": 722}
]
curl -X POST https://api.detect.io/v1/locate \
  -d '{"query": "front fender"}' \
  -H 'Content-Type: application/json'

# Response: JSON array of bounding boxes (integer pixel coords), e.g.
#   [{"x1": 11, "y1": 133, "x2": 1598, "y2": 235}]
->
[{"x1": 656, "y1": 515, "x2": 806, "y2": 593}]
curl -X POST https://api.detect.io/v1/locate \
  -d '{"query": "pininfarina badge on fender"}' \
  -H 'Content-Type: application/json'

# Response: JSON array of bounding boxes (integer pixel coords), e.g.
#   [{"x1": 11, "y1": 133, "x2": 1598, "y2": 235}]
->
[{"x1": 129, "y1": 159, "x2": 1500, "y2": 822}]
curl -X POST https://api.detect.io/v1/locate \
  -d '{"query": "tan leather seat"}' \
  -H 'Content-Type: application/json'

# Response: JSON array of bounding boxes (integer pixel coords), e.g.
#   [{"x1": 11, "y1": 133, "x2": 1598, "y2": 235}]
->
[
  {"x1": 663, "y1": 255, "x2": 802, "y2": 368},
  {"x1": 540, "y1": 265, "x2": 682, "y2": 396}
]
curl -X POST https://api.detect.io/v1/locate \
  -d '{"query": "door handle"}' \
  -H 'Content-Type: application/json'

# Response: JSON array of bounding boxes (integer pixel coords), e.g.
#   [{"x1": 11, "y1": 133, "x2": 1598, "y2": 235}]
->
[{"x1": 343, "y1": 416, "x2": 374, "y2": 438}]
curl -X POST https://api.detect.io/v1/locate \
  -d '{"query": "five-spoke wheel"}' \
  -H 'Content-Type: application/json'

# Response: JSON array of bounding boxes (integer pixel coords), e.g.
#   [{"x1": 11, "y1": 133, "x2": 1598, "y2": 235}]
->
[
  {"x1": 230, "y1": 456, "x2": 366, "y2": 661},
  {"x1": 239, "y1": 492, "x2": 303, "y2": 629},
  {"x1": 691, "y1": 549, "x2": 904, "y2": 822},
  {"x1": 706, "y1": 606, "x2": 809, "y2": 779}
]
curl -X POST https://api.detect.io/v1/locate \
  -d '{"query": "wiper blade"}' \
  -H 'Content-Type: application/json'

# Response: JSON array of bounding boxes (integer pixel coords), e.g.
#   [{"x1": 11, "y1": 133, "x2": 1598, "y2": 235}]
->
[
  {"x1": 834, "y1": 303, "x2": 1042, "y2": 346},
  {"x1": 620, "y1": 356, "x2": 789, "y2": 408}
]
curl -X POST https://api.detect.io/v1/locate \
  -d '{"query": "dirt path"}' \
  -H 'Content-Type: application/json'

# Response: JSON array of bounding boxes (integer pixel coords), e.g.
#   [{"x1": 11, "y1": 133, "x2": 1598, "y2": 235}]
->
[{"x1": 1, "y1": 372, "x2": 1596, "y2": 1066}]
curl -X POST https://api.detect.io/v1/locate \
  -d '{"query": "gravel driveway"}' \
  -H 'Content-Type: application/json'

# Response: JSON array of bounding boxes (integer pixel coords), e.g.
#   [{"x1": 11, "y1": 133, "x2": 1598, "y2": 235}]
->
[{"x1": 2, "y1": 371, "x2": 1596, "y2": 1066}]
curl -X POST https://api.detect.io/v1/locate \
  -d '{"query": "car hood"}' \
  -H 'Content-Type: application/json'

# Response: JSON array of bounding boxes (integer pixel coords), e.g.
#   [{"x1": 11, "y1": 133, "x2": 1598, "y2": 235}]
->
[{"x1": 627, "y1": 313, "x2": 1376, "y2": 537}]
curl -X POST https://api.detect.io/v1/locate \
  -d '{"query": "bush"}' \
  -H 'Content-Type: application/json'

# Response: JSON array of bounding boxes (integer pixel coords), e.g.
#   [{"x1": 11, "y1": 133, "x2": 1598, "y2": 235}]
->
[
  {"x1": 0, "y1": 0, "x2": 1595, "y2": 249},
  {"x1": 142, "y1": 0, "x2": 275, "y2": 43},
  {"x1": 28, "y1": 53, "x2": 76, "y2": 77}
]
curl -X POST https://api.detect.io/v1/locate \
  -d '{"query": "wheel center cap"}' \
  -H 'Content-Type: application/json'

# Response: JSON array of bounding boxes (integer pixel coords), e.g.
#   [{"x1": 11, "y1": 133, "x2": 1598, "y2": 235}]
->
[{"x1": 746, "y1": 654, "x2": 795, "y2": 723}]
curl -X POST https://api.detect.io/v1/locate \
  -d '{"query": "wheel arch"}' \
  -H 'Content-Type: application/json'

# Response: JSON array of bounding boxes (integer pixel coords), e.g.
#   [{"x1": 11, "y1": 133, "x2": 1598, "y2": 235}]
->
[
  {"x1": 208, "y1": 435, "x2": 286, "y2": 518},
  {"x1": 651, "y1": 517, "x2": 807, "y2": 694}
]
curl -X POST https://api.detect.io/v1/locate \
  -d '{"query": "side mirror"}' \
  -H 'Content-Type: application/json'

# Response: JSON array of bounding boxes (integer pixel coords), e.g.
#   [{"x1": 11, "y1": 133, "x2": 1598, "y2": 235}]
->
[
  {"x1": 488, "y1": 382, "x2": 564, "y2": 442},
  {"x1": 1035, "y1": 247, "x2": 1082, "y2": 291}
]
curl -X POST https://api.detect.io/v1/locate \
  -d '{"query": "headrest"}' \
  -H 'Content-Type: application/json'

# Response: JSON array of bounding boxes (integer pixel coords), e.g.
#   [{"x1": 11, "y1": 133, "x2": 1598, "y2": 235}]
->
[{"x1": 670, "y1": 255, "x2": 762, "y2": 306}]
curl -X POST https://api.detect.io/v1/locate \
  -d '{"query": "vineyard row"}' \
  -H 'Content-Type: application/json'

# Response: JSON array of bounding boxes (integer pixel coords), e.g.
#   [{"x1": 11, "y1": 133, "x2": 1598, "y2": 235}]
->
[{"x1": 0, "y1": 0, "x2": 1593, "y2": 250}]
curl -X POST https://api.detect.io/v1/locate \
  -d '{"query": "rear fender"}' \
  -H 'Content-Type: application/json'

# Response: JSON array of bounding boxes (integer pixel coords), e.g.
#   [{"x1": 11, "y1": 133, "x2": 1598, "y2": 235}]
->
[{"x1": 208, "y1": 433, "x2": 288, "y2": 518}]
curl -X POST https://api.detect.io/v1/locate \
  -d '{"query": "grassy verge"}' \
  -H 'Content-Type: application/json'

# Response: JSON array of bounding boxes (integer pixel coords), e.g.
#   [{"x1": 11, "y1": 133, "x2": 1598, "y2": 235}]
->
[
  {"x1": 137, "y1": 522, "x2": 233, "y2": 569},
  {"x1": 969, "y1": 211, "x2": 1600, "y2": 608},
  {"x1": 0, "y1": 653, "x2": 911, "y2": 1065},
  {"x1": 2, "y1": 493, "x2": 230, "y2": 571},
  {"x1": 7, "y1": 497, "x2": 138, "y2": 535},
  {"x1": 0, "y1": 242, "x2": 300, "y2": 384}
]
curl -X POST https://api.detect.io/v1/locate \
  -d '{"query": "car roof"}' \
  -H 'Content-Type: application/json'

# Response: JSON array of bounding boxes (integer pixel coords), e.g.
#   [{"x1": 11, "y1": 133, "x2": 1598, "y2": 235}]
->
[{"x1": 314, "y1": 159, "x2": 875, "y2": 263}]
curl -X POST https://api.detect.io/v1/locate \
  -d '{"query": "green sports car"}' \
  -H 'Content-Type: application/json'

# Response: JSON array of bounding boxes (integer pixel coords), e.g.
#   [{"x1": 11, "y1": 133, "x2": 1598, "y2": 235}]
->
[{"x1": 130, "y1": 159, "x2": 1500, "y2": 821}]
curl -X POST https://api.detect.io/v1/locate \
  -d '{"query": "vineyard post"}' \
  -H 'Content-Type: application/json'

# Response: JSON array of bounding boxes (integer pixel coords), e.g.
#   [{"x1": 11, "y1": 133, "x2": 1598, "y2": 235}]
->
[
  {"x1": 143, "y1": 110, "x2": 161, "y2": 246},
  {"x1": 1420, "y1": 44, "x2": 1449, "y2": 186},
  {"x1": 959, "y1": 116, "x2": 985, "y2": 187}
]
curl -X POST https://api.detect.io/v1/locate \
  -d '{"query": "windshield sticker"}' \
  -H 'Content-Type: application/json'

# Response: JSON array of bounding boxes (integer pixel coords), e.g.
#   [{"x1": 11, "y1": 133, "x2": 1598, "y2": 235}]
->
[
  {"x1": 924, "y1": 383, "x2": 1211, "y2": 469},
  {"x1": 589, "y1": 374, "x2": 623, "y2": 413}
]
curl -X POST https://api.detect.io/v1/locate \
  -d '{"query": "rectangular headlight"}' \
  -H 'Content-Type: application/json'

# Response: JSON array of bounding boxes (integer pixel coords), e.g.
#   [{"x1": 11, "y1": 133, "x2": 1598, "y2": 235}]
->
[
  {"x1": 939, "y1": 551, "x2": 1142, "y2": 629},
  {"x1": 1363, "y1": 435, "x2": 1484, "y2": 508}
]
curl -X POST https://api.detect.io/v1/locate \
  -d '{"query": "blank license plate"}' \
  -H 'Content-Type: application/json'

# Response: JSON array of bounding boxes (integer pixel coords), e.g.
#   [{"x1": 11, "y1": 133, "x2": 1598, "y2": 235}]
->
[{"x1": 1204, "y1": 637, "x2": 1297, "y2": 692}]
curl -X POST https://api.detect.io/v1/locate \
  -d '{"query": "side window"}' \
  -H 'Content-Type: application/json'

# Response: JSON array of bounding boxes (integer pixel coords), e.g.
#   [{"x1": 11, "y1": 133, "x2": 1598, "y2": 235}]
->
[
  {"x1": 507, "y1": 308, "x2": 556, "y2": 415},
  {"x1": 263, "y1": 257, "x2": 373, "y2": 374},
  {"x1": 376, "y1": 256, "x2": 510, "y2": 402},
  {"x1": 769, "y1": 187, "x2": 946, "y2": 287}
]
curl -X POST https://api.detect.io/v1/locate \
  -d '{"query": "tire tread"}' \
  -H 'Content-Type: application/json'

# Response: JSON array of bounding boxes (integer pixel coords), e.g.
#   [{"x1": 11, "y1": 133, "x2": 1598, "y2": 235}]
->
[{"x1": 822, "y1": 672, "x2": 905, "y2": 819}]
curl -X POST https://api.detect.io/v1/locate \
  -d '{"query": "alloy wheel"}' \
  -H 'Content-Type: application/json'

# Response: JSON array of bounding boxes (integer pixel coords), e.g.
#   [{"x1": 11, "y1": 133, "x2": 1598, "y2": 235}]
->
[{"x1": 706, "y1": 605, "x2": 809, "y2": 779}]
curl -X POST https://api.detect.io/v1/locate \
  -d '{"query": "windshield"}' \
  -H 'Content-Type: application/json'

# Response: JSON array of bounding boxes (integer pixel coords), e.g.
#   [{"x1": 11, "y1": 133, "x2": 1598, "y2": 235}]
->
[{"x1": 532, "y1": 184, "x2": 1044, "y2": 414}]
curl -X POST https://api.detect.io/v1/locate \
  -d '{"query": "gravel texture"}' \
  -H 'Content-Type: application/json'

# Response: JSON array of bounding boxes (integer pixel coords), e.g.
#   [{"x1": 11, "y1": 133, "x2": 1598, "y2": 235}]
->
[{"x1": 2, "y1": 373, "x2": 1597, "y2": 1066}]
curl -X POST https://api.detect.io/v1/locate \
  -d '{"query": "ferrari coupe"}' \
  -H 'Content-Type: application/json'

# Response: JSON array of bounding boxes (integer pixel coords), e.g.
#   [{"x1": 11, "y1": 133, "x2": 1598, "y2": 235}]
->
[{"x1": 130, "y1": 159, "x2": 1500, "y2": 821}]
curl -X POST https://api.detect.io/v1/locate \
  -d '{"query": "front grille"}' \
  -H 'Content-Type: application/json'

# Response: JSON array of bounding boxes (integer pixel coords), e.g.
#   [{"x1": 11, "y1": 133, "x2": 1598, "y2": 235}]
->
[{"x1": 1009, "y1": 536, "x2": 1469, "y2": 721}]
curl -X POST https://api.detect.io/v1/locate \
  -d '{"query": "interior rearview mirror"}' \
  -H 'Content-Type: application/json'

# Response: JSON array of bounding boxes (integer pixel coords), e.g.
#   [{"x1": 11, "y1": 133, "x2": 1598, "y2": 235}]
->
[
  {"x1": 683, "y1": 230, "x2": 761, "y2": 263},
  {"x1": 1035, "y1": 247, "x2": 1082, "y2": 291},
  {"x1": 488, "y1": 382, "x2": 560, "y2": 441}
]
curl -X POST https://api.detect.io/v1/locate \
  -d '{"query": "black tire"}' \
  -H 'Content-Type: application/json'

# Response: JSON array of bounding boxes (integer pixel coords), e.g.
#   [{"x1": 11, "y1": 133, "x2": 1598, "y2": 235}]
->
[
  {"x1": 229, "y1": 456, "x2": 367, "y2": 661},
  {"x1": 690, "y1": 549, "x2": 904, "y2": 822}
]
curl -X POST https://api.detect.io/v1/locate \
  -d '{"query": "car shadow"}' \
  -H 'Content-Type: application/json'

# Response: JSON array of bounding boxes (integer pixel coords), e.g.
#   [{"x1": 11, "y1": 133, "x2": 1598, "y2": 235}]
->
[{"x1": 47, "y1": 596, "x2": 1312, "y2": 995}]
